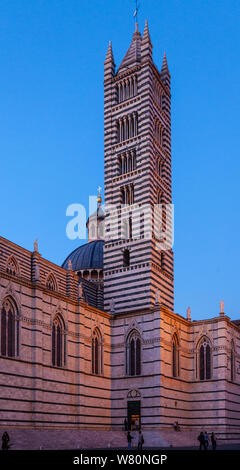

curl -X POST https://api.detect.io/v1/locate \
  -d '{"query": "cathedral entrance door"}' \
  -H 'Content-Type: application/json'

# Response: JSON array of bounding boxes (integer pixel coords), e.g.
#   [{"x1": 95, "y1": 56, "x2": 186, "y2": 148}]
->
[{"x1": 127, "y1": 400, "x2": 141, "y2": 430}]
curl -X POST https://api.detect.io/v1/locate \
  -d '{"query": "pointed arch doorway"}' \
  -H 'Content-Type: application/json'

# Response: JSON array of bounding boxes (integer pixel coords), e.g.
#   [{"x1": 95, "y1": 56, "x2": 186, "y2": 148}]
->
[{"x1": 127, "y1": 389, "x2": 141, "y2": 430}]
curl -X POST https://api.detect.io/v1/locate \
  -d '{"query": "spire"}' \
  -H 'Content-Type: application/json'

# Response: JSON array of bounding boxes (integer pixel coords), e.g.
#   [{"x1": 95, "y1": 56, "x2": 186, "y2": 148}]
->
[
  {"x1": 117, "y1": 24, "x2": 142, "y2": 73},
  {"x1": 142, "y1": 19, "x2": 152, "y2": 46},
  {"x1": 104, "y1": 41, "x2": 115, "y2": 79},
  {"x1": 160, "y1": 52, "x2": 171, "y2": 89},
  {"x1": 161, "y1": 52, "x2": 169, "y2": 74},
  {"x1": 105, "y1": 41, "x2": 115, "y2": 65},
  {"x1": 141, "y1": 19, "x2": 152, "y2": 62}
]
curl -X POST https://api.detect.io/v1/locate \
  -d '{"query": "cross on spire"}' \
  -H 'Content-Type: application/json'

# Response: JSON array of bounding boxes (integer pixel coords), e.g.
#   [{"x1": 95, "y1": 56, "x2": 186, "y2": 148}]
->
[{"x1": 133, "y1": 0, "x2": 140, "y2": 23}]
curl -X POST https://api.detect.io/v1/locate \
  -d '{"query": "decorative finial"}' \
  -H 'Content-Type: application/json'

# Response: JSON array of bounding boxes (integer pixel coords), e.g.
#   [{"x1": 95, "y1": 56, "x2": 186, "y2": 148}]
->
[
  {"x1": 133, "y1": 0, "x2": 139, "y2": 23},
  {"x1": 187, "y1": 306, "x2": 191, "y2": 321},
  {"x1": 97, "y1": 186, "x2": 102, "y2": 205},
  {"x1": 68, "y1": 259, "x2": 73, "y2": 271},
  {"x1": 220, "y1": 299, "x2": 224, "y2": 315},
  {"x1": 34, "y1": 238, "x2": 38, "y2": 253}
]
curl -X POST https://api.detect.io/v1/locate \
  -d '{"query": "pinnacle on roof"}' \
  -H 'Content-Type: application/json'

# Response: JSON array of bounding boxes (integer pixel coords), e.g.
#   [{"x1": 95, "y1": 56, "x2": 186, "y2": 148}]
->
[
  {"x1": 142, "y1": 19, "x2": 152, "y2": 46},
  {"x1": 104, "y1": 40, "x2": 115, "y2": 65},
  {"x1": 141, "y1": 19, "x2": 152, "y2": 61},
  {"x1": 161, "y1": 51, "x2": 170, "y2": 74}
]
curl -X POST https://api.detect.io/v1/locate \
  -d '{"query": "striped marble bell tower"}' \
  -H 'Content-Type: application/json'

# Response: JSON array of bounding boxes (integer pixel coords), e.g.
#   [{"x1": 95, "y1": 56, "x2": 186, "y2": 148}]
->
[{"x1": 103, "y1": 21, "x2": 174, "y2": 314}]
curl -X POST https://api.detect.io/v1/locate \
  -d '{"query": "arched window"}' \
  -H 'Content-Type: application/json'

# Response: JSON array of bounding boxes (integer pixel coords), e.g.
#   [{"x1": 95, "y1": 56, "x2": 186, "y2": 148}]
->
[
  {"x1": 231, "y1": 340, "x2": 235, "y2": 382},
  {"x1": 198, "y1": 337, "x2": 211, "y2": 380},
  {"x1": 92, "y1": 328, "x2": 103, "y2": 375},
  {"x1": 126, "y1": 330, "x2": 141, "y2": 376},
  {"x1": 172, "y1": 333, "x2": 179, "y2": 377},
  {"x1": 46, "y1": 273, "x2": 57, "y2": 292},
  {"x1": 6, "y1": 256, "x2": 19, "y2": 276},
  {"x1": 157, "y1": 191, "x2": 163, "y2": 205},
  {"x1": 1, "y1": 297, "x2": 19, "y2": 357},
  {"x1": 52, "y1": 315, "x2": 65, "y2": 367}
]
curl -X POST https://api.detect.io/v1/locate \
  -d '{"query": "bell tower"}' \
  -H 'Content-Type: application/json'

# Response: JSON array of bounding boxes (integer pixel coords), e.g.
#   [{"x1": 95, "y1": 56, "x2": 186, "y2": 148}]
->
[{"x1": 103, "y1": 21, "x2": 174, "y2": 314}]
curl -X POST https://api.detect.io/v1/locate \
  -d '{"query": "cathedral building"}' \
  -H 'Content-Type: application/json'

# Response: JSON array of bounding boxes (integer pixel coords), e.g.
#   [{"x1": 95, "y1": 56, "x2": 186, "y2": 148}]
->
[{"x1": 0, "y1": 21, "x2": 239, "y2": 448}]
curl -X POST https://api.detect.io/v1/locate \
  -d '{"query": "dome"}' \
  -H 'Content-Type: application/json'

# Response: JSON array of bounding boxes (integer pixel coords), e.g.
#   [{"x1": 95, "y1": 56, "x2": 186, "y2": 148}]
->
[{"x1": 62, "y1": 240, "x2": 104, "y2": 271}]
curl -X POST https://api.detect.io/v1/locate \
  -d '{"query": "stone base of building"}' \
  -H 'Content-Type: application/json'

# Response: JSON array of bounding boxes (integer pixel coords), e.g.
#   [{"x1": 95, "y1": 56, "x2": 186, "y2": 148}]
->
[{"x1": 0, "y1": 426, "x2": 239, "y2": 450}]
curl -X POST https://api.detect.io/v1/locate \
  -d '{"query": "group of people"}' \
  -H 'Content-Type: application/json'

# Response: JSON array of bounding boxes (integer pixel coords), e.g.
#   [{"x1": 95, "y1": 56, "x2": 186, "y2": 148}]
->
[
  {"x1": 124, "y1": 418, "x2": 144, "y2": 450},
  {"x1": 127, "y1": 430, "x2": 144, "y2": 451},
  {"x1": 198, "y1": 431, "x2": 217, "y2": 450}
]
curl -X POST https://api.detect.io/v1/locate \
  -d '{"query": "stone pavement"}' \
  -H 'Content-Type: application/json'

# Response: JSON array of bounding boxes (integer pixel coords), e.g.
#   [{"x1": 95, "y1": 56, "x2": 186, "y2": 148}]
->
[{"x1": 0, "y1": 428, "x2": 239, "y2": 451}]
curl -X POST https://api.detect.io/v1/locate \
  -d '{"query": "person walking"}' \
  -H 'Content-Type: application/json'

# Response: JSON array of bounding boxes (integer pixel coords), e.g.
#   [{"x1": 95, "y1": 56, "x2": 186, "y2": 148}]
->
[
  {"x1": 210, "y1": 432, "x2": 217, "y2": 450},
  {"x1": 174, "y1": 421, "x2": 180, "y2": 431},
  {"x1": 204, "y1": 431, "x2": 209, "y2": 450},
  {"x1": 197, "y1": 431, "x2": 205, "y2": 450},
  {"x1": 127, "y1": 431, "x2": 133, "y2": 450},
  {"x1": 2, "y1": 432, "x2": 10, "y2": 450},
  {"x1": 137, "y1": 431, "x2": 144, "y2": 451}
]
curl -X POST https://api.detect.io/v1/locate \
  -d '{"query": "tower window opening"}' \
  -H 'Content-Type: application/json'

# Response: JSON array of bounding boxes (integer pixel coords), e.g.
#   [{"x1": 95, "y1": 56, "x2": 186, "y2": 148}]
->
[
  {"x1": 123, "y1": 249, "x2": 130, "y2": 267},
  {"x1": 117, "y1": 113, "x2": 138, "y2": 143},
  {"x1": 120, "y1": 185, "x2": 134, "y2": 205},
  {"x1": 117, "y1": 76, "x2": 138, "y2": 103}
]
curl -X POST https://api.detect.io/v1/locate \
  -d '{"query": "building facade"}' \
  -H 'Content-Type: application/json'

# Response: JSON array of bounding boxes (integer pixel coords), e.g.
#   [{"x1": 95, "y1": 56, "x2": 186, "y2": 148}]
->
[{"x1": 0, "y1": 22, "x2": 240, "y2": 445}]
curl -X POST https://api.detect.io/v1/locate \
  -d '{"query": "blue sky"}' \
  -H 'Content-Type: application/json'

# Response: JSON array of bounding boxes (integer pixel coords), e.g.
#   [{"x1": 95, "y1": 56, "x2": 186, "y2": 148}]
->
[{"x1": 0, "y1": 0, "x2": 239, "y2": 320}]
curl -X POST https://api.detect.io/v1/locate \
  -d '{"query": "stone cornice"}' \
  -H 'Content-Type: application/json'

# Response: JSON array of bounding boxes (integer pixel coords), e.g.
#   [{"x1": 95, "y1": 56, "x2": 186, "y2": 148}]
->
[
  {"x1": 112, "y1": 65, "x2": 141, "y2": 82},
  {"x1": 0, "y1": 270, "x2": 76, "y2": 304},
  {"x1": 111, "y1": 169, "x2": 142, "y2": 184},
  {"x1": 0, "y1": 271, "x2": 112, "y2": 320},
  {"x1": 111, "y1": 136, "x2": 140, "y2": 153},
  {"x1": 111, "y1": 95, "x2": 141, "y2": 113},
  {"x1": 151, "y1": 262, "x2": 174, "y2": 282}
]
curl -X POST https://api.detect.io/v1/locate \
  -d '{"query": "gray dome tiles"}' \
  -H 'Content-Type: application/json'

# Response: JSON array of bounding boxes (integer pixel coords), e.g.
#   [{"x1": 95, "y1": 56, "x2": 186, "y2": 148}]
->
[{"x1": 62, "y1": 240, "x2": 104, "y2": 271}]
